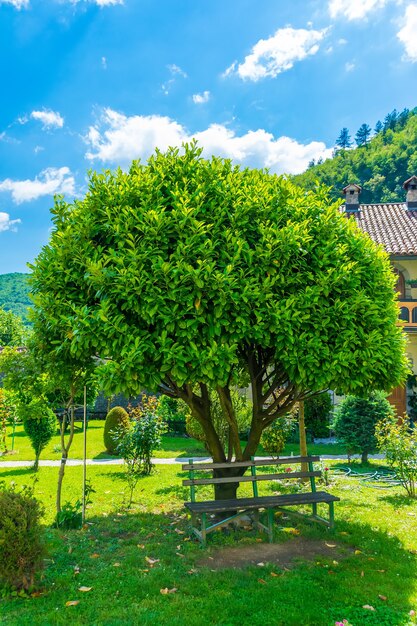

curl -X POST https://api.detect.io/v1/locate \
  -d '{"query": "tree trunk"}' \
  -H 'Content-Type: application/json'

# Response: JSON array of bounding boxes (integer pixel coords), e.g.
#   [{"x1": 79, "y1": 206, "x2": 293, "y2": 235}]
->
[
  {"x1": 214, "y1": 479, "x2": 239, "y2": 502},
  {"x1": 361, "y1": 451, "x2": 368, "y2": 464},
  {"x1": 56, "y1": 401, "x2": 76, "y2": 515}
]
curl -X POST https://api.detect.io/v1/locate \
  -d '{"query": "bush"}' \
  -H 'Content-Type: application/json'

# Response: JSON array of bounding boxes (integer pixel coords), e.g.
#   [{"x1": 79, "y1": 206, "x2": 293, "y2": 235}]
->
[
  {"x1": 332, "y1": 392, "x2": 395, "y2": 463},
  {"x1": 261, "y1": 414, "x2": 296, "y2": 456},
  {"x1": 0, "y1": 481, "x2": 47, "y2": 592},
  {"x1": 304, "y1": 393, "x2": 332, "y2": 438},
  {"x1": 103, "y1": 406, "x2": 130, "y2": 455},
  {"x1": 157, "y1": 395, "x2": 187, "y2": 422},
  {"x1": 185, "y1": 388, "x2": 252, "y2": 451},
  {"x1": 19, "y1": 398, "x2": 57, "y2": 470},
  {"x1": 117, "y1": 400, "x2": 166, "y2": 506},
  {"x1": 376, "y1": 417, "x2": 417, "y2": 497}
]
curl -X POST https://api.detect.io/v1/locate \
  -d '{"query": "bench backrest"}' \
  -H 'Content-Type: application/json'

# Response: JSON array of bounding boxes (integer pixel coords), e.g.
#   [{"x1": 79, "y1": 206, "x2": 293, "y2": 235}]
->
[{"x1": 182, "y1": 456, "x2": 321, "y2": 502}]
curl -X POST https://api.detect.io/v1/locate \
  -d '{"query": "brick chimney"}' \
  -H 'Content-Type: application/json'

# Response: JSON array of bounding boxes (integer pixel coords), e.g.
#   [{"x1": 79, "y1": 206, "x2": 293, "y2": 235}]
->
[
  {"x1": 403, "y1": 176, "x2": 417, "y2": 209},
  {"x1": 343, "y1": 184, "x2": 361, "y2": 212}
]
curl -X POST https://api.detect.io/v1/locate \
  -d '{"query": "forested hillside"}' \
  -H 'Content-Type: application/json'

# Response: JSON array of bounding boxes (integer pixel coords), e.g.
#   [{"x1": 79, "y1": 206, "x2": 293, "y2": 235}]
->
[
  {"x1": 294, "y1": 107, "x2": 417, "y2": 204},
  {"x1": 0, "y1": 273, "x2": 31, "y2": 324}
]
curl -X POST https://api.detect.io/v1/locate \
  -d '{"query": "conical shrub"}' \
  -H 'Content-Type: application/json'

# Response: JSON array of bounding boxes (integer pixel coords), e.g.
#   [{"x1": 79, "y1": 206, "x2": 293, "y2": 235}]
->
[{"x1": 103, "y1": 406, "x2": 130, "y2": 455}]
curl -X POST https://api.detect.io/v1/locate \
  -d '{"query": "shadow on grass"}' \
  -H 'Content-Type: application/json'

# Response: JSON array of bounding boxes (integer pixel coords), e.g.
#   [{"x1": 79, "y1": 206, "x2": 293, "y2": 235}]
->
[
  {"x1": 0, "y1": 466, "x2": 36, "y2": 478},
  {"x1": 377, "y1": 492, "x2": 417, "y2": 508}
]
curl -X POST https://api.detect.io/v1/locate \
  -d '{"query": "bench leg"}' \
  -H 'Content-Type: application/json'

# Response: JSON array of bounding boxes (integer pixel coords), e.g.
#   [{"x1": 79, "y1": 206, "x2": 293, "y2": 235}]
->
[
  {"x1": 201, "y1": 512, "x2": 207, "y2": 547},
  {"x1": 328, "y1": 501, "x2": 335, "y2": 529},
  {"x1": 312, "y1": 502, "x2": 318, "y2": 517},
  {"x1": 267, "y1": 509, "x2": 274, "y2": 543}
]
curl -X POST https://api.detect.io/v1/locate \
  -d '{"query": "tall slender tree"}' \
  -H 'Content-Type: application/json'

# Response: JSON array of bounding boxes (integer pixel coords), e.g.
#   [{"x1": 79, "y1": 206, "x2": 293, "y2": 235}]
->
[
  {"x1": 355, "y1": 123, "x2": 372, "y2": 147},
  {"x1": 335, "y1": 127, "x2": 352, "y2": 150}
]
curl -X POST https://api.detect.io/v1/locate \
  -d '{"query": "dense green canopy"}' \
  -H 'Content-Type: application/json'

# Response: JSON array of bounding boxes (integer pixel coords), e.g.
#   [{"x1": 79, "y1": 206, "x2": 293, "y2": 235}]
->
[{"x1": 30, "y1": 143, "x2": 407, "y2": 466}]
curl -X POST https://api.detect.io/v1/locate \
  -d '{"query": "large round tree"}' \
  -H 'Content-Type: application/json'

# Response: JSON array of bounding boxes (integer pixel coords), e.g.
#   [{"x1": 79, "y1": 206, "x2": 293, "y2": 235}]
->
[{"x1": 30, "y1": 144, "x2": 407, "y2": 498}]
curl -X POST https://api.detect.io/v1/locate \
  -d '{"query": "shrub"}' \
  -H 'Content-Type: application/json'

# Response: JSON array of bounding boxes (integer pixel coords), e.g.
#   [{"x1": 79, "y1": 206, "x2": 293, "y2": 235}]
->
[
  {"x1": 116, "y1": 402, "x2": 166, "y2": 506},
  {"x1": 157, "y1": 395, "x2": 187, "y2": 422},
  {"x1": 185, "y1": 388, "x2": 252, "y2": 451},
  {"x1": 0, "y1": 481, "x2": 47, "y2": 592},
  {"x1": 376, "y1": 417, "x2": 417, "y2": 497},
  {"x1": 103, "y1": 406, "x2": 130, "y2": 455},
  {"x1": 261, "y1": 414, "x2": 296, "y2": 456},
  {"x1": 332, "y1": 392, "x2": 395, "y2": 463},
  {"x1": 19, "y1": 398, "x2": 57, "y2": 470},
  {"x1": 304, "y1": 393, "x2": 332, "y2": 438}
]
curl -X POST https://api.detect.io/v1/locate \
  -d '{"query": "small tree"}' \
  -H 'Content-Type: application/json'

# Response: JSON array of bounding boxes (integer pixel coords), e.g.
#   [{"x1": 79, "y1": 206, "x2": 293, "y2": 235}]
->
[
  {"x1": 355, "y1": 123, "x2": 372, "y2": 147},
  {"x1": 19, "y1": 398, "x2": 57, "y2": 470},
  {"x1": 333, "y1": 392, "x2": 395, "y2": 463},
  {"x1": 0, "y1": 306, "x2": 26, "y2": 347},
  {"x1": 304, "y1": 393, "x2": 332, "y2": 439},
  {"x1": 117, "y1": 401, "x2": 166, "y2": 506},
  {"x1": 376, "y1": 417, "x2": 417, "y2": 497},
  {"x1": 335, "y1": 127, "x2": 352, "y2": 150}
]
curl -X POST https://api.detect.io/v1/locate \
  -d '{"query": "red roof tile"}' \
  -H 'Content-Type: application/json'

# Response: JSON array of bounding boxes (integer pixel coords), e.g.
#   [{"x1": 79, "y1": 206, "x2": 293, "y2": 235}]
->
[{"x1": 349, "y1": 203, "x2": 417, "y2": 256}]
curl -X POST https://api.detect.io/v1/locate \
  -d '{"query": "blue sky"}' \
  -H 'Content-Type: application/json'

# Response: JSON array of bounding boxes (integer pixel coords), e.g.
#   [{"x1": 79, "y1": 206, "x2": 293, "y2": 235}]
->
[{"x1": 1, "y1": 0, "x2": 417, "y2": 273}]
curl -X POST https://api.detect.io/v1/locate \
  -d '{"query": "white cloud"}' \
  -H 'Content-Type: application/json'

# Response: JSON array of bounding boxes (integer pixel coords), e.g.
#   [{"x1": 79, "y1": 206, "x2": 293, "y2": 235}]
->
[
  {"x1": 0, "y1": 167, "x2": 76, "y2": 204},
  {"x1": 70, "y1": 0, "x2": 123, "y2": 5},
  {"x1": 345, "y1": 61, "x2": 356, "y2": 71},
  {"x1": 101, "y1": 56, "x2": 107, "y2": 69},
  {"x1": 30, "y1": 109, "x2": 64, "y2": 130},
  {"x1": 0, "y1": 212, "x2": 21, "y2": 233},
  {"x1": 226, "y1": 26, "x2": 327, "y2": 81},
  {"x1": 192, "y1": 91, "x2": 210, "y2": 104},
  {"x1": 398, "y1": 4, "x2": 417, "y2": 61},
  {"x1": 329, "y1": 0, "x2": 387, "y2": 20},
  {"x1": 0, "y1": 0, "x2": 29, "y2": 8},
  {"x1": 162, "y1": 64, "x2": 188, "y2": 95},
  {"x1": 85, "y1": 108, "x2": 332, "y2": 175}
]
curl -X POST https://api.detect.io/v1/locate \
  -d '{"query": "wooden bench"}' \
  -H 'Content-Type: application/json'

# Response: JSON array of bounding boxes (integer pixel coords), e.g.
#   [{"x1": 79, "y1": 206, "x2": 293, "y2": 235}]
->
[{"x1": 182, "y1": 455, "x2": 339, "y2": 546}]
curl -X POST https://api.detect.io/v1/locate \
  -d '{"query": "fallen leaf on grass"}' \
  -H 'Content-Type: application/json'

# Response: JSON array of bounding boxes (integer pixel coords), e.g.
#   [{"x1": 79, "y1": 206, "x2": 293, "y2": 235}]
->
[
  {"x1": 361, "y1": 571, "x2": 364, "y2": 577},
  {"x1": 90, "y1": 553, "x2": 100, "y2": 559},
  {"x1": 65, "y1": 601, "x2": 80, "y2": 607},
  {"x1": 257, "y1": 562, "x2": 265, "y2": 567},
  {"x1": 145, "y1": 556, "x2": 160, "y2": 566},
  {"x1": 187, "y1": 569, "x2": 197, "y2": 574},
  {"x1": 78, "y1": 587, "x2": 92, "y2": 592},
  {"x1": 30, "y1": 591, "x2": 43, "y2": 598},
  {"x1": 174, "y1": 528, "x2": 185, "y2": 535},
  {"x1": 281, "y1": 528, "x2": 300, "y2": 535},
  {"x1": 363, "y1": 605, "x2": 375, "y2": 611},
  {"x1": 160, "y1": 588, "x2": 177, "y2": 595},
  {"x1": 354, "y1": 550, "x2": 362, "y2": 555},
  {"x1": 270, "y1": 572, "x2": 279, "y2": 578},
  {"x1": 113, "y1": 563, "x2": 121, "y2": 567},
  {"x1": 258, "y1": 579, "x2": 267, "y2": 584},
  {"x1": 325, "y1": 543, "x2": 336, "y2": 548},
  {"x1": 137, "y1": 544, "x2": 145, "y2": 549},
  {"x1": 176, "y1": 552, "x2": 185, "y2": 558},
  {"x1": 378, "y1": 595, "x2": 387, "y2": 601},
  {"x1": 377, "y1": 569, "x2": 386, "y2": 573}
]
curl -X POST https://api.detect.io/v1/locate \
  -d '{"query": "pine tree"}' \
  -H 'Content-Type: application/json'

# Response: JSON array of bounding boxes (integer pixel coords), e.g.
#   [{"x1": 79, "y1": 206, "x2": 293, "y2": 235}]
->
[
  {"x1": 335, "y1": 127, "x2": 352, "y2": 150},
  {"x1": 374, "y1": 120, "x2": 383, "y2": 134},
  {"x1": 355, "y1": 123, "x2": 372, "y2": 147},
  {"x1": 383, "y1": 109, "x2": 397, "y2": 132}
]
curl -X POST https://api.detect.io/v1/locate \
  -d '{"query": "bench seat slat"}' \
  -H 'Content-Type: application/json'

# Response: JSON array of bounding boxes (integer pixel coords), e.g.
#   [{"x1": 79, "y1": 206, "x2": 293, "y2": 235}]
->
[
  {"x1": 185, "y1": 491, "x2": 340, "y2": 514},
  {"x1": 181, "y1": 456, "x2": 320, "y2": 471},
  {"x1": 183, "y1": 470, "x2": 321, "y2": 486}
]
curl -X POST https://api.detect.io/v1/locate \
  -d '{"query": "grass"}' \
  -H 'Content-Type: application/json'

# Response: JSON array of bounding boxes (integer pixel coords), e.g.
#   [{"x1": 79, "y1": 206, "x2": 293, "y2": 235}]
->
[
  {"x1": 1, "y1": 460, "x2": 417, "y2": 625},
  {"x1": 0, "y1": 421, "x2": 346, "y2": 463}
]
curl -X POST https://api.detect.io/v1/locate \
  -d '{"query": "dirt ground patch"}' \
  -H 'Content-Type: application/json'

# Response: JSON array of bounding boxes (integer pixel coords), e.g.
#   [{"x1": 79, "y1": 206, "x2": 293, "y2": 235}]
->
[{"x1": 198, "y1": 538, "x2": 353, "y2": 570}]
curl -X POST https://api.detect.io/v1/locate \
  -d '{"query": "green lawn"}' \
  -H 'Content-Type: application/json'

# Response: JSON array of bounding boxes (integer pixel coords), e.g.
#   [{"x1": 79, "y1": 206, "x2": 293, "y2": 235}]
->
[
  {"x1": 1, "y1": 461, "x2": 417, "y2": 625},
  {"x1": 0, "y1": 421, "x2": 346, "y2": 463}
]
